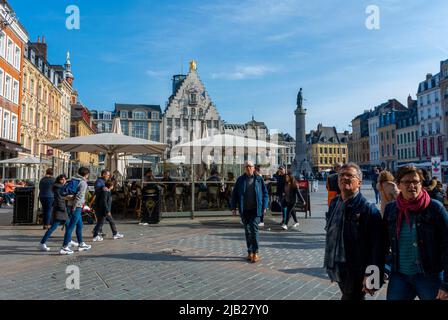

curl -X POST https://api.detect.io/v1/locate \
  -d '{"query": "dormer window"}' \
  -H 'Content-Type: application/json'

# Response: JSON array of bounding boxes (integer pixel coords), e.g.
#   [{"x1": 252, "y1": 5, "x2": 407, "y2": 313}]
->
[{"x1": 189, "y1": 93, "x2": 197, "y2": 105}]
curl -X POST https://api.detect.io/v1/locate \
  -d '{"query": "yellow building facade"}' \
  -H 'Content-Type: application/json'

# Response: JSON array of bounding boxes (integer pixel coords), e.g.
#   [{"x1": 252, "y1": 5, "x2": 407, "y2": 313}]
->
[{"x1": 308, "y1": 124, "x2": 349, "y2": 172}]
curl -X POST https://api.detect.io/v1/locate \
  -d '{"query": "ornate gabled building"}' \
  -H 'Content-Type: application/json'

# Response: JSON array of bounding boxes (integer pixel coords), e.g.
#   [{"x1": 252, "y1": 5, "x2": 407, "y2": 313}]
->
[
  {"x1": 308, "y1": 124, "x2": 349, "y2": 173},
  {"x1": 162, "y1": 60, "x2": 222, "y2": 159}
]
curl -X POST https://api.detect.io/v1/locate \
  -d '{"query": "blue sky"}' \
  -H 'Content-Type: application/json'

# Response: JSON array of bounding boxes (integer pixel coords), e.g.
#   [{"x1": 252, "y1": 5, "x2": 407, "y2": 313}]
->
[{"x1": 10, "y1": 0, "x2": 448, "y2": 137}]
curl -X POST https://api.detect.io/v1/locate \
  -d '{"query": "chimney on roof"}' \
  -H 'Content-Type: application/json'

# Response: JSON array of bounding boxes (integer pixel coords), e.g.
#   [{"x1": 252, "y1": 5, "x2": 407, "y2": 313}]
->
[
  {"x1": 33, "y1": 35, "x2": 48, "y2": 60},
  {"x1": 407, "y1": 94, "x2": 413, "y2": 108}
]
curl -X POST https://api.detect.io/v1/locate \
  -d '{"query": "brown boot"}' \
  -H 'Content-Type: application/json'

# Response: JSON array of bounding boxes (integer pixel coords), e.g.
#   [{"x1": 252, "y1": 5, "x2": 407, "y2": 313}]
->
[
  {"x1": 246, "y1": 253, "x2": 253, "y2": 261},
  {"x1": 251, "y1": 253, "x2": 260, "y2": 263}
]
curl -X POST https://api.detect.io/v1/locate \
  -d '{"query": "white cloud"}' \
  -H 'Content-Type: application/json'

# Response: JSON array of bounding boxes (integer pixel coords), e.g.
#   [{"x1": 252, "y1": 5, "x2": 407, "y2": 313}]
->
[{"x1": 211, "y1": 65, "x2": 277, "y2": 80}]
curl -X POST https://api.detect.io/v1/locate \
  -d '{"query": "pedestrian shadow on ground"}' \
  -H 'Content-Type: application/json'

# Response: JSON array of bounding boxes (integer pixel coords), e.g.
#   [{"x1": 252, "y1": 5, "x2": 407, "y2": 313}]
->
[
  {"x1": 85, "y1": 252, "x2": 247, "y2": 263},
  {"x1": 279, "y1": 267, "x2": 328, "y2": 280}
]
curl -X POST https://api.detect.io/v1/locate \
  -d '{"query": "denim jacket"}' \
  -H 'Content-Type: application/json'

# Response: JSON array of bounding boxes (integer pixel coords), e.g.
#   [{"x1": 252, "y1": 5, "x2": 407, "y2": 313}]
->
[
  {"x1": 230, "y1": 174, "x2": 269, "y2": 217},
  {"x1": 384, "y1": 200, "x2": 448, "y2": 291}
]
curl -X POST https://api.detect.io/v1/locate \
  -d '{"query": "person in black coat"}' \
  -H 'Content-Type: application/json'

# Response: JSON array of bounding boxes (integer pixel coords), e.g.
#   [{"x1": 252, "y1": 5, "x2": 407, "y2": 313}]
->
[
  {"x1": 93, "y1": 181, "x2": 123, "y2": 241},
  {"x1": 324, "y1": 163, "x2": 385, "y2": 300},
  {"x1": 39, "y1": 175, "x2": 70, "y2": 252}
]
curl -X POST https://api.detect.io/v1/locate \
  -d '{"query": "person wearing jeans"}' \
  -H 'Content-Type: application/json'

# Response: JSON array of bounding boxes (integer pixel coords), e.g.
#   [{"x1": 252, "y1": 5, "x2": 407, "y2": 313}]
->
[
  {"x1": 39, "y1": 175, "x2": 69, "y2": 252},
  {"x1": 231, "y1": 160, "x2": 269, "y2": 263},
  {"x1": 39, "y1": 169, "x2": 55, "y2": 229},
  {"x1": 60, "y1": 167, "x2": 92, "y2": 255}
]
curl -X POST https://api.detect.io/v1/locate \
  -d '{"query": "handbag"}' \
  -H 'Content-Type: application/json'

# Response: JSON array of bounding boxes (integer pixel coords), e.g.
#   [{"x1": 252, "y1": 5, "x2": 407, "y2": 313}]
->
[{"x1": 270, "y1": 198, "x2": 282, "y2": 212}]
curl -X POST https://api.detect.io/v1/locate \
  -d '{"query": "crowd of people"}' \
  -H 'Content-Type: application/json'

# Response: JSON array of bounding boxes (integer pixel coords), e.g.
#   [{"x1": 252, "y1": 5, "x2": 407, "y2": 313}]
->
[
  {"x1": 6, "y1": 159, "x2": 447, "y2": 300},
  {"x1": 320, "y1": 162, "x2": 448, "y2": 300},
  {"x1": 38, "y1": 168, "x2": 124, "y2": 255}
]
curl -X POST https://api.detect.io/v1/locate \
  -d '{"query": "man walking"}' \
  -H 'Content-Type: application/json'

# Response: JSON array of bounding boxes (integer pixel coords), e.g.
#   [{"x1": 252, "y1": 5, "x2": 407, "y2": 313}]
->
[
  {"x1": 324, "y1": 163, "x2": 385, "y2": 300},
  {"x1": 93, "y1": 169, "x2": 111, "y2": 237},
  {"x1": 60, "y1": 167, "x2": 92, "y2": 255},
  {"x1": 231, "y1": 161, "x2": 269, "y2": 263}
]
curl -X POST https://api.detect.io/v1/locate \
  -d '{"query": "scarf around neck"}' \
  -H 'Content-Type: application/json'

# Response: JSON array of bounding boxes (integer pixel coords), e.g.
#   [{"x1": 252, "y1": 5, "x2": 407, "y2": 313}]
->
[{"x1": 396, "y1": 188, "x2": 431, "y2": 238}]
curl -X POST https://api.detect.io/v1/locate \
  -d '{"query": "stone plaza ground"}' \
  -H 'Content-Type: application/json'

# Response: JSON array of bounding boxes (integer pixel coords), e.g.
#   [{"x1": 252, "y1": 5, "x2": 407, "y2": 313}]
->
[{"x1": 0, "y1": 181, "x2": 387, "y2": 300}]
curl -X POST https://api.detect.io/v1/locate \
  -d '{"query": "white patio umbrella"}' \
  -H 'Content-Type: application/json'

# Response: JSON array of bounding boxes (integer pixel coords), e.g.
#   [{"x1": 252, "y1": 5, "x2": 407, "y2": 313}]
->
[
  {"x1": 107, "y1": 118, "x2": 127, "y2": 178},
  {"x1": 173, "y1": 133, "x2": 285, "y2": 169},
  {"x1": 0, "y1": 156, "x2": 52, "y2": 180},
  {"x1": 0, "y1": 156, "x2": 52, "y2": 165},
  {"x1": 43, "y1": 133, "x2": 167, "y2": 155}
]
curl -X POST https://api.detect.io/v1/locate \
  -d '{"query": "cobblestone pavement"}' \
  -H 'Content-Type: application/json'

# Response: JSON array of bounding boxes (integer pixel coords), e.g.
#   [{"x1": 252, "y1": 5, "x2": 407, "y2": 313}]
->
[{"x1": 0, "y1": 181, "x2": 387, "y2": 300}]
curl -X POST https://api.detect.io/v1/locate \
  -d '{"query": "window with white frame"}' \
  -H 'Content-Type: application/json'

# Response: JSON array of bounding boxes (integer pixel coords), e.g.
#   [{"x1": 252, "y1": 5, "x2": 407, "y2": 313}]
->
[
  {"x1": 120, "y1": 111, "x2": 127, "y2": 119},
  {"x1": 3, "y1": 110, "x2": 10, "y2": 140},
  {"x1": 11, "y1": 114, "x2": 17, "y2": 141},
  {"x1": 12, "y1": 79, "x2": 19, "y2": 104},
  {"x1": 13, "y1": 45, "x2": 20, "y2": 70},
  {"x1": 6, "y1": 38, "x2": 13, "y2": 64},
  {"x1": 152, "y1": 112, "x2": 159, "y2": 120},
  {"x1": 0, "y1": 68, "x2": 3, "y2": 97},
  {"x1": 0, "y1": 32, "x2": 5, "y2": 58},
  {"x1": 5, "y1": 74, "x2": 11, "y2": 100},
  {"x1": 133, "y1": 111, "x2": 146, "y2": 119},
  {"x1": 29, "y1": 108, "x2": 33, "y2": 124}
]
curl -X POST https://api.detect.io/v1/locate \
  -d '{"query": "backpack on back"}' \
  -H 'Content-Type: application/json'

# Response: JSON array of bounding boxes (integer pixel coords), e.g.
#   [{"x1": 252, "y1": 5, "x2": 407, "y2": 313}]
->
[{"x1": 62, "y1": 179, "x2": 80, "y2": 196}]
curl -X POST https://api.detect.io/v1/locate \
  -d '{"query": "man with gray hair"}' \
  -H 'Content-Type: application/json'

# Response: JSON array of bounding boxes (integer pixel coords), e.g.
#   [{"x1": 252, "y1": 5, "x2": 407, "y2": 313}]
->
[
  {"x1": 231, "y1": 160, "x2": 269, "y2": 263},
  {"x1": 324, "y1": 162, "x2": 385, "y2": 300}
]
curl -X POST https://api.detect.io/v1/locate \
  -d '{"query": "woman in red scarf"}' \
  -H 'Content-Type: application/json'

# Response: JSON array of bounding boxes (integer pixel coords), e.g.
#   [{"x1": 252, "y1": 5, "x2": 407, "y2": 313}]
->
[{"x1": 384, "y1": 166, "x2": 448, "y2": 300}]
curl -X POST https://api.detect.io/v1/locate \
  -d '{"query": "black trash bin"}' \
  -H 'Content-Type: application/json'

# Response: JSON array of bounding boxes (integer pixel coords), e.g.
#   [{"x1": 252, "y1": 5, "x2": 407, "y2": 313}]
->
[
  {"x1": 13, "y1": 187, "x2": 35, "y2": 224},
  {"x1": 141, "y1": 183, "x2": 162, "y2": 224}
]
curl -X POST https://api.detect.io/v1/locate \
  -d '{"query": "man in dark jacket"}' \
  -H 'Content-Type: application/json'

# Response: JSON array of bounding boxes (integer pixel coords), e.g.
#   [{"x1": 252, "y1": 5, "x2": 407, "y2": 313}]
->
[
  {"x1": 231, "y1": 160, "x2": 269, "y2": 263},
  {"x1": 39, "y1": 168, "x2": 55, "y2": 229},
  {"x1": 324, "y1": 162, "x2": 385, "y2": 300},
  {"x1": 93, "y1": 169, "x2": 111, "y2": 236},
  {"x1": 93, "y1": 181, "x2": 123, "y2": 241}
]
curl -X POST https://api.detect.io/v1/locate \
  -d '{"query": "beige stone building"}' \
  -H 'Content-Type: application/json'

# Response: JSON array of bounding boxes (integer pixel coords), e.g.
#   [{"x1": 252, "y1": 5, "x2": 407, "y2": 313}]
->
[{"x1": 20, "y1": 38, "x2": 71, "y2": 175}]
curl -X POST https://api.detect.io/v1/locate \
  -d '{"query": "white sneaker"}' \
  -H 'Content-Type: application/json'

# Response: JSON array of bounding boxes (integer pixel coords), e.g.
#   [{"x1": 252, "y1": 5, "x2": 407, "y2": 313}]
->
[
  {"x1": 93, "y1": 236, "x2": 103, "y2": 242},
  {"x1": 59, "y1": 246, "x2": 74, "y2": 255},
  {"x1": 293, "y1": 223, "x2": 300, "y2": 229},
  {"x1": 258, "y1": 222, "x2": 265, "y2": 227},
  {"x1": 78, "y1": 242, "x2": 91, "y2": 252},
  {"x1": 141, "y1": 223, "x2": 149, "y2": 226},
  {"x1": 69, "y1": 240, "x2": 79, "y2": 247},
  {"x1": 113, "y1": 233, "x2": 124, "y2": 240},
  {"x1": 281, "y1": 224, "x2": 288, "y2": 230},
  {"x1": 39, "y1": 243, "x2": 50, "y2": 252}
]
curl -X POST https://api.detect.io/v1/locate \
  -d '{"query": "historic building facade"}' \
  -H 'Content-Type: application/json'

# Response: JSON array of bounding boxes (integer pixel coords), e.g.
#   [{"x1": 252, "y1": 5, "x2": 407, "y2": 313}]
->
[
  {"x1": 440, "y1": 60, "x2": 448, "y2": 160},
  {"x1": 396, "y1": 96, "x2": 419, "y2": 166},
  {"x1": 20, "y1": 38, "x2": 65, "y2": 164},
  {"x1": 417, "y1": 72, "x2": 443, "y2": 161},
  {"x1": 70, "y1": 102, "x2": 98, "y2": 166},
  {"x1": 308, "y1": 124, "x2": 349, "y2": 173},
  {"x1": 162, "y1": 61, "x2": 222, "y2": 159},
  {"x1": 0, "y1": 1, "x2": 28, "y2": 168}
]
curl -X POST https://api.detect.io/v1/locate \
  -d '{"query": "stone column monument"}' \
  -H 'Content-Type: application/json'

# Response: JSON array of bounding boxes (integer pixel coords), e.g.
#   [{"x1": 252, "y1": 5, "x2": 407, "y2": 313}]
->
[{"x1": 293, "y1": 88, "x2": 312, "y2": 178}]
